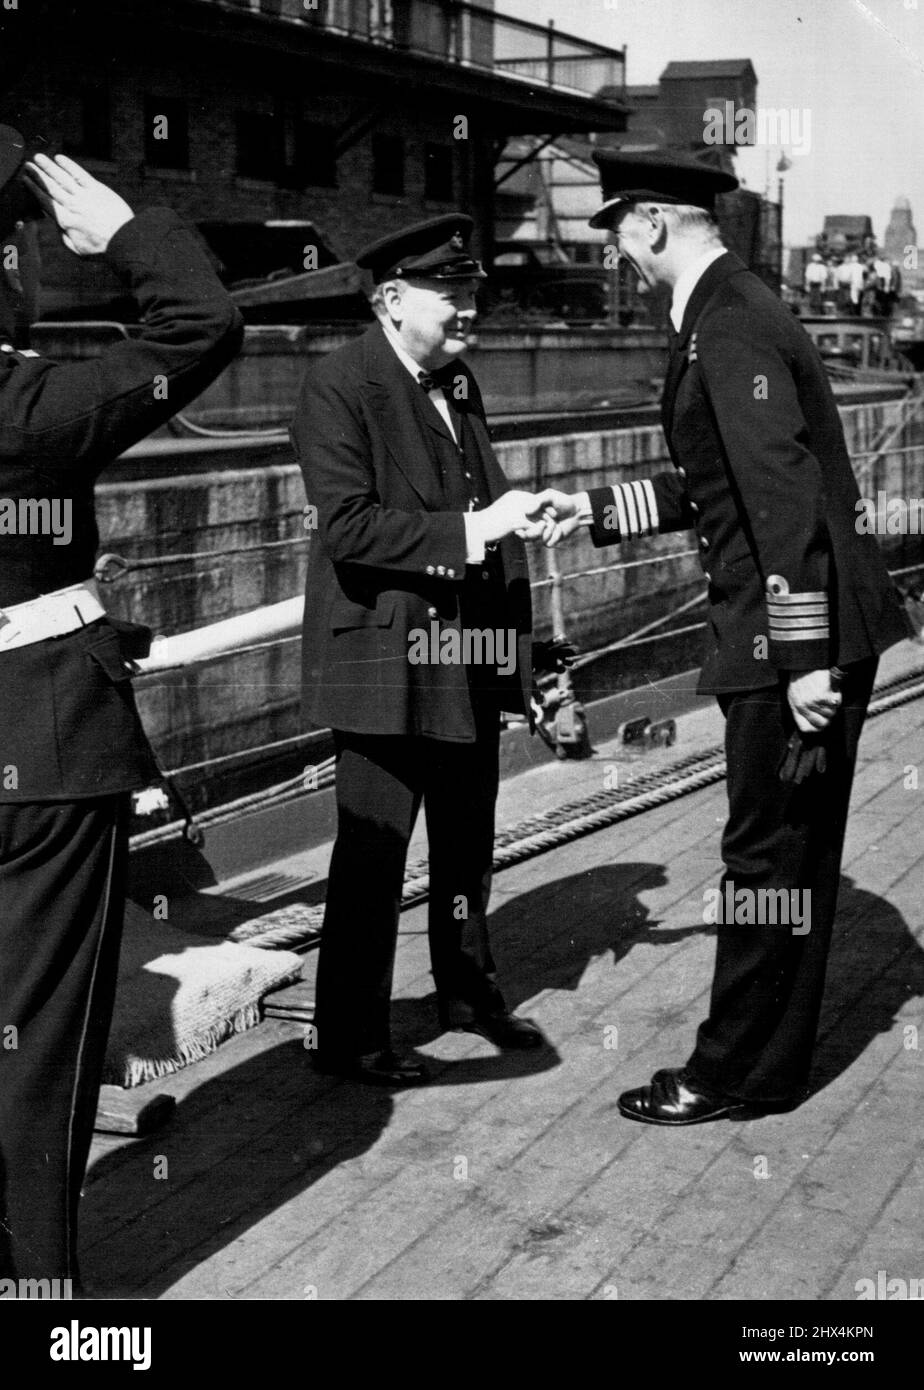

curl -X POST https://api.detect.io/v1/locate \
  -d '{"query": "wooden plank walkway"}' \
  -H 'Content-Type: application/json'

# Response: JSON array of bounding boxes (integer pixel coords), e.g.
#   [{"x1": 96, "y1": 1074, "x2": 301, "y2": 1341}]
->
[{"x1": 80, "y1": 656, "x2": 924, "y2": 1301}]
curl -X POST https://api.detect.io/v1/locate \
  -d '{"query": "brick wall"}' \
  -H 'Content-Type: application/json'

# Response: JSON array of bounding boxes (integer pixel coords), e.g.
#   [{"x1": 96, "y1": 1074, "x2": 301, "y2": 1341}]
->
[{"x1": 19, "y1": 32, "x2": 474, "y2": 314}]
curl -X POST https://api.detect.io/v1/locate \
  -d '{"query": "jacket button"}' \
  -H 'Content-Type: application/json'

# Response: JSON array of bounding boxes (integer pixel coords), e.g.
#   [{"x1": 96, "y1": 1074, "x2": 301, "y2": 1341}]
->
[
  {"x1": 425, "y1": 565, "x2": 436, "y2": 575},
  {"x1": 436, "y1": 565, "x2": 446, "y2": 576},
  {"x1": 427, "y1": 606, "x2": 438, "y2": 618},
  {"x1": 446, "y1": 568, "x2": 456, "y2": 578}
]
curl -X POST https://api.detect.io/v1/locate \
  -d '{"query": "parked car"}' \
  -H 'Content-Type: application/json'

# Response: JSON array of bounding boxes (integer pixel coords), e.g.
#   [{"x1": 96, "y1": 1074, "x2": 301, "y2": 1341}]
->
[{"x1": 482, "y1": 242, "x2": 610, "y2": 325}]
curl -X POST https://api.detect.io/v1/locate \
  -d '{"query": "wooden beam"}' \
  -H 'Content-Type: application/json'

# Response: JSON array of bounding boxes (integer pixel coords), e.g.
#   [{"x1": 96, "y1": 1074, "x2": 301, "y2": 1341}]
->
[{"x1": 94, "y1": 1086, "x2": 177, "y2": 1136}]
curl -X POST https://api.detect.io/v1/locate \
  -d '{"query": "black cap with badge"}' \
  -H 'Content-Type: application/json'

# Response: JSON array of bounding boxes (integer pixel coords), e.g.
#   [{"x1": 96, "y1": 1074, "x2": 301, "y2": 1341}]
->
[
  {"x1": 355, "y1": 213, "x2": 487, "y2": 284},
  {"x1": 0, "y1": 124, "x2": 47, "y2": 234},
  {"x1": 588, "y1": 149, "x2": 739, "y2": 228}
]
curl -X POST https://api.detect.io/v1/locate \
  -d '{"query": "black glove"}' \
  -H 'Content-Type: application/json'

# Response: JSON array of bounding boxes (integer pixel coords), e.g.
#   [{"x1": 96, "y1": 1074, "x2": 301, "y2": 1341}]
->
[
  {"x1": 777, "y1": 730, "x2": 828, "y2": 784},
  {"x1": 532, "y1": 637, "x2": 577, "y2": 677}
]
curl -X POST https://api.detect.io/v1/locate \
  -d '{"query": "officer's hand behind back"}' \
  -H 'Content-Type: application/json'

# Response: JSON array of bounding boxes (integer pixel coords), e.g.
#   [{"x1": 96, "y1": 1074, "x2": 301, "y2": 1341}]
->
[{"x1": 23, "y1": 154, "x2": 134, "y2": 257}]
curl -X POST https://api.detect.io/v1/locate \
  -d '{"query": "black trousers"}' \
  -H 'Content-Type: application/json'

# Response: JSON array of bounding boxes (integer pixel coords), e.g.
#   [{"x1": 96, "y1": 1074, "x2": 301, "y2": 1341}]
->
[
  {"x1": 315, "y1": 707, "x2": 506, "y2": 1058},
  {"x1": 685, "y1": 662, "x2": 876, "y2": 1104},
  {"x1": 0, "y1": 796, "x2": 128, "y2": 1284}
]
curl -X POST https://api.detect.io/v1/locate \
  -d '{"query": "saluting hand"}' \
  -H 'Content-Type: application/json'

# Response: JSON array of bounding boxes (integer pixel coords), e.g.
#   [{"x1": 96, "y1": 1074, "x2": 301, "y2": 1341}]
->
[{"x1": 22, "y1": 153, "x2": 134, "y2": 256}]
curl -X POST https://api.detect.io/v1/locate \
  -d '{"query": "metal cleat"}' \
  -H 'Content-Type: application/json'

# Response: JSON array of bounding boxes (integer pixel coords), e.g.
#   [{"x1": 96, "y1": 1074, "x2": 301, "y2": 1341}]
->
[
  {"x1": 619, "y1": 716, "x2": 651, "y2": 746},
  {"x1": 649, "y1": 718, "x2": 677, "y2": 747},
  {"x1": 618, "y1": 716, "x2": 677, "y2": 749}
]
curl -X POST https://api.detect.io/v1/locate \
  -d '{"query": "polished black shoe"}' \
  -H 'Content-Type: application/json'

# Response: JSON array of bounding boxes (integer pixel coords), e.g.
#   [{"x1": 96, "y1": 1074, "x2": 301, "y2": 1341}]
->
[
  {"x1": 455, "y1": 1012, "x2": 546, "y2": 1050},
  {"x1": 313, "y1": 1048, "x2": 429, "y2": 1087},
  {"x1": 618, "y1": 1067, "x2": 741, "y2": 1126}
]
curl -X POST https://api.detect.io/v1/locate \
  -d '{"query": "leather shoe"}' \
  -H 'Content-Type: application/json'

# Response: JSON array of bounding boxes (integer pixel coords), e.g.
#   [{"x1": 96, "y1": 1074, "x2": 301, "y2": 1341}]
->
[
  {"x1": 313, "y1": 1048, "x2": 429, "y2": 1087},
  {"x1": 455, "y1": 1012, "x2": 546, "y2": 1050},
  {"x1": 618, "y1": 1067, "x2": 741, "y2": 1126}
]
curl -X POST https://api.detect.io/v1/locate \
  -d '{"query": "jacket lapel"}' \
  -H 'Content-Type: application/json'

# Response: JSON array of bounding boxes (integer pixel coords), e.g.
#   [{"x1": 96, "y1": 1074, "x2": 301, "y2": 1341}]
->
[
  {"x1": 419, "y1": 393, "x2": 458, "y2": 446},
  {"x1": 462, "y1": 406, "x2": 510, "y2": 502},
  {"x1": 661, "y1": 251, "x2": 747, "y2": 443},
  {"x1": 361, "y1": 325, "x2": 510, "y2": 510},
  {"x1": 362, "y1": 324, "x2": 445, "y2": 506}
]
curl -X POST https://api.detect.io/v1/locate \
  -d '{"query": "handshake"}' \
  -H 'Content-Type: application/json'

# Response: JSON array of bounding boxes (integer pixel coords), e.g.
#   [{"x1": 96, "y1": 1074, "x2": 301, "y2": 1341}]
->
[{"x1": 470, "y1": 489, "x2": 590, "y2": 548}]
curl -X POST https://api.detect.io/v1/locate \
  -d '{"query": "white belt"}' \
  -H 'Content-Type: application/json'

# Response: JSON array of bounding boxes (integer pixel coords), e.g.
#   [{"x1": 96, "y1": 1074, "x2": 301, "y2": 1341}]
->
[{"x1": 0, "y1": 580, "x2": 106, "y2": 652}]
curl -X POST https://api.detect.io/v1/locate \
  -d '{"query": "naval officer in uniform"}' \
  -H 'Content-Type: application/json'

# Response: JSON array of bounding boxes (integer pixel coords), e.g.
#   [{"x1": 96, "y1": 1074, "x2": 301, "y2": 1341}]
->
[
  {"x1": 292, "y1": 215, "x2": 547, "y2": 1086},
  {"x1": 536, "y1": 152, "x2": 910, "y2": 1123},
  {"x1": 0, "y1": 132, "x2": 243, "y2": 1284}
]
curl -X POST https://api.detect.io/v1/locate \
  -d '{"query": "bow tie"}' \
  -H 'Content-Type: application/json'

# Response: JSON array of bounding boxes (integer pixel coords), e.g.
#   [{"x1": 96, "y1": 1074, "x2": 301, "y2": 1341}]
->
[{"x1": 418, "y1": 366, "x2": 455, "y2": 393}]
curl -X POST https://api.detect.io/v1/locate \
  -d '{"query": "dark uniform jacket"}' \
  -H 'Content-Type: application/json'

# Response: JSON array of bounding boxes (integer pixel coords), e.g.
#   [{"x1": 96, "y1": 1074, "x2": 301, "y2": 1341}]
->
[
  {"x1": 292, "y1": 322, "x2": 532, "y2": 741},
  {"x1": 586, "y1": 251, "x2": 910, "y2": 692},
  {"x1": 0, "y1": 208, "x2": 244, "y2": 801}
]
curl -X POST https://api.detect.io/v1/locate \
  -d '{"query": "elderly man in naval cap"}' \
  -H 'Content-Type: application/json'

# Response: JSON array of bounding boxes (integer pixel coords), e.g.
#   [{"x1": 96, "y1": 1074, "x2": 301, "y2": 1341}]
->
[
  {"x1": 292, "y1": 214, "x2": 549, "y2": 1086},
  {"x1": 535, "y1": 150, "x2": 909, "y2": 1125}
]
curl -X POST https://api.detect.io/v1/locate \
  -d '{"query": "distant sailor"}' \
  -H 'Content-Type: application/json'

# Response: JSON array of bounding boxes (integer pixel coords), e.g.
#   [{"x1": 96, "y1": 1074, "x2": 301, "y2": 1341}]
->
[
  {"x1": 804, "y1": 252, "x2": 827, "y2": 312},
  {"x1": 535, "y1": 150, "x2": 911, "y2": 1124},
  {"x1": 0, "y1": 130, "x2": 243, "y2": 1286},
  {"x1": 292, "y1": 214, "x2": 548, "y2": 1086}
]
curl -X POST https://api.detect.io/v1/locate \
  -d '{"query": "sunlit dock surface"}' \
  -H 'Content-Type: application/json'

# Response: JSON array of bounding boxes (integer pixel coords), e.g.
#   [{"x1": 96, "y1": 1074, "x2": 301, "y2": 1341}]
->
[{"x1": 83, "y1": 641, "x2": 924, "y2": 1301}]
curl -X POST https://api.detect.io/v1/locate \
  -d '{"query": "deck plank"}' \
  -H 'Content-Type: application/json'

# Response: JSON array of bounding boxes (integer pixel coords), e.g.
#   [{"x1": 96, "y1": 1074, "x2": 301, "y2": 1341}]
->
[{"x1": 80, "y1": 675, "x2": 924, "y2": 1300}]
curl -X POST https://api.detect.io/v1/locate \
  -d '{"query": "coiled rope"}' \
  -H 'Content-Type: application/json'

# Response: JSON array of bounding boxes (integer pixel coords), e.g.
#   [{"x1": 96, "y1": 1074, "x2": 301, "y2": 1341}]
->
[
  {"x1": 400, "y1": 662, "x2": 924, "y2": 905},
  {"x1": 132, "y1": 663, "x2": 924, "y2": 906},
  {"x1": 190, "y1": 660, "x2": 924, "y2": 951}
]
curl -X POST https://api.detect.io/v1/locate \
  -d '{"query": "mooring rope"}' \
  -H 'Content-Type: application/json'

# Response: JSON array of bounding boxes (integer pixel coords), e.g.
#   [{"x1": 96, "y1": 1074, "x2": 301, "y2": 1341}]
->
[
  {"x1": 131, "y1": 664, "x2": 924, "y2": 917},
  {"x1": 199, "y1": 661, "x2": 924, "y2": 951},
  {"x1": 397, "y1": 662, "x2": 924, "y2": 906}
]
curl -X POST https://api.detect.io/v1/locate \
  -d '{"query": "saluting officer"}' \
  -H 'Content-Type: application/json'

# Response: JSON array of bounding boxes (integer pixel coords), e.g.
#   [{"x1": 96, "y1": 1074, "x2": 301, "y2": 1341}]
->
[
  {"x1": 0, "y1": 132, "x2": 243, "y2": 1285},
  {"x1": 292, "y1": 215, "x2": 547, "y2": 1087},
  {"x1": 536, "y1": 152, "x2": 910, "y2": 1124}
]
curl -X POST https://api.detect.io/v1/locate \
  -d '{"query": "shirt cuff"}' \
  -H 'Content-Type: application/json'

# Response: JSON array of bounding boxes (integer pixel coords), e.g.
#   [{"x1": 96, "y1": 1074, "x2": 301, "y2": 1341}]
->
[{"x1": 463, "y1": 512, "x2": 486, "y2": 564}]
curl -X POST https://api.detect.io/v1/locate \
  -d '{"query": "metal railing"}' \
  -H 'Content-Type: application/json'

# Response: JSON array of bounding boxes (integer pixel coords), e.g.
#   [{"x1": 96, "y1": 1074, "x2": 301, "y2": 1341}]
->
[{"x1": 216, "y1": 0, "x2": 626, "y2": 98}]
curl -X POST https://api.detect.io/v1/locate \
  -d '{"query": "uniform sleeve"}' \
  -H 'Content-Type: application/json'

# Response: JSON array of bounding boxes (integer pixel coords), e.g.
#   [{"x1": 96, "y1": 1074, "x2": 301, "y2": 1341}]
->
[
  {"x1": 292, "y1": 365, "x2": 468, "y2": 578},
  {"x1": 586, "y1": 472, "x2": 696, "y2": 546},
  {"x1": 695, "y1": 306, "x2": 831, "y2": 672},
  {"x1": 0, "y1": 208, "x2": 244, "y2": 476}
]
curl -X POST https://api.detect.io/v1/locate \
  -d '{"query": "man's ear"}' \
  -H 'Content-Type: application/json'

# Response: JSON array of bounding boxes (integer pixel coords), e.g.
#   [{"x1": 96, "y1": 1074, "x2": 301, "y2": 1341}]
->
[
  {"x1": 647, "y1": 206, "x2": 669, "y2": 254},
  {"x1": 381, "y1": 279, "x2": 404, "y2": 320}
]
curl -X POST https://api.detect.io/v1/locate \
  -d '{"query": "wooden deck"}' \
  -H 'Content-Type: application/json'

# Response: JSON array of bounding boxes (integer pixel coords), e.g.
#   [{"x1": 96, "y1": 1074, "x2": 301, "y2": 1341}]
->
[{"x1": 81, "y1": 646, "x2": 924, "y2": 1301}]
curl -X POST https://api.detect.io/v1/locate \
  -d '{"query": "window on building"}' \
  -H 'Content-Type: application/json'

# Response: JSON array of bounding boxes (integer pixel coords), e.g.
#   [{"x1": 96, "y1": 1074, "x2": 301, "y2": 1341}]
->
[
  {"x1": 295, "y1": 122, "x2": 337, "y2": 188},
  {"x1": 144, "y1": 96, "x2": 189, "y2": 170},
  {"x1": 424, "y1": 144, "x2": 453, "y2": 202},
  {"x1": 236, "y1": 112, "x2": 280, "y2": 182},
  {"x1": 63, "y1": 87, "x2": 112, "y2": 161},
  {"x1": 372, "y1": 134, "x2": 404, "y2": 196}
]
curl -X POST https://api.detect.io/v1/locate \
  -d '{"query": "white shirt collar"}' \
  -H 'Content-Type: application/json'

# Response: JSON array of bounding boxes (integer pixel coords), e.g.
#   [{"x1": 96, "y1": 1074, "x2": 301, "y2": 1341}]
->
[{"x1": 670, "y1": 246, "x2": 727, "y2": 333}]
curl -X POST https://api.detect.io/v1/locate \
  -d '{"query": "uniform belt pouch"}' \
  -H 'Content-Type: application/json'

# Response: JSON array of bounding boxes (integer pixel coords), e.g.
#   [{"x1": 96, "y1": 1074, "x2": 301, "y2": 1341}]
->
[{"x1": 107, "y1": 616, "x2": 153, "y2": 660}]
